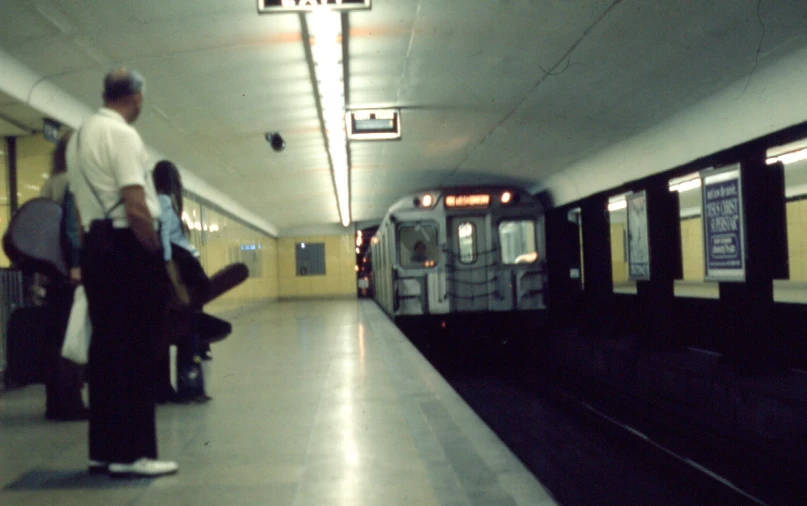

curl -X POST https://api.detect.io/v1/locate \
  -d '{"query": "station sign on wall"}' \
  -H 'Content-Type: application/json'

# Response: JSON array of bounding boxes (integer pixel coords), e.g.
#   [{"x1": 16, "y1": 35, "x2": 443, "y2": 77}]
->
[
  {"x1": 257, "y1": 0, "x2": 370, "y2": 13},
  {"x1": 346, "y1": 109, "x2": 401, "y2": 140},
  {"x1": 700, "y1": 164, "x2": 746, "y2": 282},
  {"x1": 627, "y1": 191, "x2": 650, "y2": 281}
]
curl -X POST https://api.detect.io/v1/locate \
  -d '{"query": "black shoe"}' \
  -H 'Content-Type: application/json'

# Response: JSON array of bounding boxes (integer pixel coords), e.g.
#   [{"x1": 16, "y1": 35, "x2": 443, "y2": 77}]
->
[
  {"x1": 60, "y1": 407, "x2": 90, "y2": 421},
  {"x1": 46, "y1": 407, "x2": 89, "y2": 421},
  {"x1": 155, "y1": 388, "x2": 179, "y2": 404},
  {"x1": 88, "y1": 460, "x2": 109, "y2": 474}
]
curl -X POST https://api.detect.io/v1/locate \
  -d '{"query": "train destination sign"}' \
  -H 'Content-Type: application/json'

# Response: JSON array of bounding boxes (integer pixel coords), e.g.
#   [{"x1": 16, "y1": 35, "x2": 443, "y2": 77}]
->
[
  {"x1": 445, "y1": 195, "x2": 491, "y2": 208},
  {"x1": 346, "y1": 109, "x2": 401, "y2": 140},
  {"x1": 701, "y1": 164, "x2": 746, "y2": 282},
  {"x1": 257, "y1": 0, "x2": 370, "y2": 13}
]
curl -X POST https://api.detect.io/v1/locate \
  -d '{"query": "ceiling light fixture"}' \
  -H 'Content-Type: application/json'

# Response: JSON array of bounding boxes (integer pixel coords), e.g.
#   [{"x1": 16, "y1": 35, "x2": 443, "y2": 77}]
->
[
  {"x1": 308, "y1": 9, "x2": 350, "y2": 227},
  {"x1": 767, "y1": 147, "x2": 807, "y2": 166},
  {"x1": 668, "y1": 178, "x2": 702, "y2": 193},
  {"x1": 607, "y1": 200, "x2": 627, "y2": 212}
]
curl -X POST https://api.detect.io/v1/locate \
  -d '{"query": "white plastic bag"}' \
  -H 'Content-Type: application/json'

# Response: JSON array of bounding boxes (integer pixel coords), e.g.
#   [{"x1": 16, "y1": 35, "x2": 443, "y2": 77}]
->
[{"x1": 61, "y1": 285, "x2": 91, "y2": 365}]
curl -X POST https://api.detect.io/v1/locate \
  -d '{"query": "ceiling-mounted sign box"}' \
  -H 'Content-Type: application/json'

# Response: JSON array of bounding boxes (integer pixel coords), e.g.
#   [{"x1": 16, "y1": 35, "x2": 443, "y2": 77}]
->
[
  {"x1": 43, "y1": 118, "x2": 61, "y2": 143},
  {"x1": 346, "y1": 109, "x2": 401, "y2": 140},
  {"x1": 257, "y1": 0, "x2": 370, "y2": 14}
]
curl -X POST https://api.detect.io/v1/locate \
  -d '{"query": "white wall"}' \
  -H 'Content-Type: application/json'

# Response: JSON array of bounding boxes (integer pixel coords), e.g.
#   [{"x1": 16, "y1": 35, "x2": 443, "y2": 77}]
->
[
  {"x1": 535, "y1": 45, "x2": 807, "y2": 206},
  {"x1": 0, "y1": 48, "x2": 277, "y2": 237}
]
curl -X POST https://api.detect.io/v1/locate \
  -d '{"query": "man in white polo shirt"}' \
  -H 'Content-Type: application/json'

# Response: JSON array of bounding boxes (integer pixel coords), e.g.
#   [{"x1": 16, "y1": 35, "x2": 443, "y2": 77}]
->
[{"x1": 66, "y1": 67, "x2": 177, "y2": 477}]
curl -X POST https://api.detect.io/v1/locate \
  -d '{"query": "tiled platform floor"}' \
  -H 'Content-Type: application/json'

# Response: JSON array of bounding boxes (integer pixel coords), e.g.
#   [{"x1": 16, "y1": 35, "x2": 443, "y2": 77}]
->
[{"x1": 0, "y1": 299, "x2": 556, "y2": 505}]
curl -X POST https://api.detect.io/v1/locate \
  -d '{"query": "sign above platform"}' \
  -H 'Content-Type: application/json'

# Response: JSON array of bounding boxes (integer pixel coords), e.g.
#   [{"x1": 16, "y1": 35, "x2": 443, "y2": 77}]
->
[
  {"x1": 346, "y1": 109, "x2": 401, "y2": 140},
  {"x1": 257, "y1": 0, "x2": 370, "y2": 13}
]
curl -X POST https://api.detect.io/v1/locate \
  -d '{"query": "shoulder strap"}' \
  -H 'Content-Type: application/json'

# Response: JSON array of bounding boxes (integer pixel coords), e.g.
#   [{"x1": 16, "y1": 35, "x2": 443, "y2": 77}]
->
[{"x1": 75, "y1": 128, "x2": 123, "y2": 218}]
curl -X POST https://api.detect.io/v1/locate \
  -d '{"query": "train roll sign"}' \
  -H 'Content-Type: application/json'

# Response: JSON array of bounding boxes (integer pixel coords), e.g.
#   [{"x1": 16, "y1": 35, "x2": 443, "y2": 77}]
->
[
  {"x1": 445, "y1": 195, "x2": 491, "y2": 208},
  {"x1": 347, "y1": 109, "x2": 401, "y2": 140},
  {"x1": 258, "y1": 0, "x2": 371, "y2": 13}
]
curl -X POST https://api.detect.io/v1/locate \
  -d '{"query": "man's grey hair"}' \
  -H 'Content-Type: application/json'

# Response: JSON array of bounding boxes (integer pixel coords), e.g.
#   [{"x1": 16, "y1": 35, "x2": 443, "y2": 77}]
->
[{"x1": 103, "y1": 67, "x2": 146, "y2": 101}]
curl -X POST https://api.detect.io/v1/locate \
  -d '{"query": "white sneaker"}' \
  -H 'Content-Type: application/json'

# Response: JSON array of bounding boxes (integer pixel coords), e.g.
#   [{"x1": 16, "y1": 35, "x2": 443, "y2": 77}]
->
[
  {"x1": 108, "y1": 458, "x2": 178, "y2": 477},
  {"x1": 88, "y1": 460, "x2": 108, "y2": 473}
]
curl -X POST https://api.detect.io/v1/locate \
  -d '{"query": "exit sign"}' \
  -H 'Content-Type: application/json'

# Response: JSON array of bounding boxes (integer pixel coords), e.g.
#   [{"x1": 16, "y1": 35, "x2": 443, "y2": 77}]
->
[{"x1": 257, "y1": 0, "x2": 370, "y2": 13}]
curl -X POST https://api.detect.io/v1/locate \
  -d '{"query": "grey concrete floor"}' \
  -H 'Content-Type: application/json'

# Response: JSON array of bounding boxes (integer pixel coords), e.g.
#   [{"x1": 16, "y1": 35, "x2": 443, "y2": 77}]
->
[{"x1": 0, "y1": 299, "x2": 556, "y2": 506}]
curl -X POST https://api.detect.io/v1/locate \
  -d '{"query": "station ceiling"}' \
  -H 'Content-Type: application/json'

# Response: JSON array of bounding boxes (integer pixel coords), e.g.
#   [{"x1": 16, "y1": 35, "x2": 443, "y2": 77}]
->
[{"x1": 1, "y1": 0, "x2": 807, "y2": 235}]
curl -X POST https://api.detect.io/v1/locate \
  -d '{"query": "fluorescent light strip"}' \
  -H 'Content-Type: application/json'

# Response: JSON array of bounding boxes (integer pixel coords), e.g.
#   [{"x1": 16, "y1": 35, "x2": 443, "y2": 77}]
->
[
  {"x1": 607, "y1": 200, "x2": 627, "y2": 211},
  {"x1": 669, "y1": 178, "x2": 702, "y2": 193},
  {"x1": 309, "y1": 9, "x2": 351, "y2": 227},
  {"x1": 766, "y1": 147, "x2": 807, "y2": 166}
]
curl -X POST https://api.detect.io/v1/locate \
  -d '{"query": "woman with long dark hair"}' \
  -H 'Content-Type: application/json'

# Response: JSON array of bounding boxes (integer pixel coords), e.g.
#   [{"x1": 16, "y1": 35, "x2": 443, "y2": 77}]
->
[{"x1": 153, "y1": 160, "x2": 210, "y2": 403}]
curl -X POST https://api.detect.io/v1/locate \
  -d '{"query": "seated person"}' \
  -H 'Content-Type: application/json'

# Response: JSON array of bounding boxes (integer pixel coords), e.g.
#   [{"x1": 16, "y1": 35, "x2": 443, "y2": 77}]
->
[{"x1": 153, "y1": 160, "x2": 210, "y2": 403}]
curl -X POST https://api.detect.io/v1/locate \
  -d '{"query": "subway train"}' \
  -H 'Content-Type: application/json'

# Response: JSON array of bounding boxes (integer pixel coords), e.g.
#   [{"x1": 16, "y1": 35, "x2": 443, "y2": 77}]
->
[{"x1": 367, "y1": 186, "x2": 547, "y2": 340}]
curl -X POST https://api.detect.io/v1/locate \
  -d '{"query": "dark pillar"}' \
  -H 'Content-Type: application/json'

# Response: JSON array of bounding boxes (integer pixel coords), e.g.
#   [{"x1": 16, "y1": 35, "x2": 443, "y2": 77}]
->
[
  {"x1": 545, "y1": 207, "x2": 584, "y2": 324},
  {"x1": 580, "y1": 194, "x2": 613, "y2": 333},
  {"x1": 718, "y1": 157, "x2": 787, "y2": 371},
  {"x1": 636, "y1": 178, "x2": 682, "y2": 350}
]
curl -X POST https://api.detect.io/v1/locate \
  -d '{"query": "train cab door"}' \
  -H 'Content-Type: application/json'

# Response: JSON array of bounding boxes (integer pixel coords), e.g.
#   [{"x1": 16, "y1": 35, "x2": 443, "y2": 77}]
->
[
  {"x1": 497, "y1": 218, "x2": 546, "y2": 311},
  {"x1": 448, "y1": 216, "x2": 491, "y2": 312}
]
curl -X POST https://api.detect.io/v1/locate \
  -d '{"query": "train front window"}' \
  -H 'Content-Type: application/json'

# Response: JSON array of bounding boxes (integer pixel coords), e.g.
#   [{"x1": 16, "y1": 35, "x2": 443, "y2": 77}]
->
[
  {"x1": 398, "y1": 223, "x2": 438, "y2": 268},
  {"x1": 499, "y1": 220, "x2": 538, "y2": 264},
  {"x1": 458, "y1": 222, "x2": 477, "y2": 264}
]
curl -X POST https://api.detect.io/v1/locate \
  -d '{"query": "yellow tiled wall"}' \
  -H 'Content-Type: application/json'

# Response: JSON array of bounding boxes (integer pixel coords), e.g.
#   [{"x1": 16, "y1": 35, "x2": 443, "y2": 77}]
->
[
  {"x1": 2, "y1": 134, "x2": 361, "y2": 311},
  {"x1": 277, "y1": 234, "x2": 357, "y2": 299},
  {"x1": 610, "y1": 223, "x2": 628, "y2": 283},
  {"x1": 16, "y1": 134, "x2": 52, "y2": 207},
  {"x1": 184, "y1": 199, "x2": 279, "y2": 312},
  {"x1": 612, "y1": 217, "x2": 706, "y2": 283},
  {"x1": 786, "y1": 199, "x2": 807, "y2": 281},
  {"x1": 680, "y1": 217, "x2": 705, "y2": 280},
  {"x1": 0, "y1": 148, "x2": 10, "y2": 267},
  {"x1": 0, "y1": 134, "x2": 54, "y2": 267}
]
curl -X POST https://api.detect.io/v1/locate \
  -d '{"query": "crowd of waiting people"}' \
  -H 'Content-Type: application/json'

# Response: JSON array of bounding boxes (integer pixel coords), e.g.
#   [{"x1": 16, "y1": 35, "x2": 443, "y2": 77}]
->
[{"x1": 34, "y1": 67, "x2": 211, "y2": 477}]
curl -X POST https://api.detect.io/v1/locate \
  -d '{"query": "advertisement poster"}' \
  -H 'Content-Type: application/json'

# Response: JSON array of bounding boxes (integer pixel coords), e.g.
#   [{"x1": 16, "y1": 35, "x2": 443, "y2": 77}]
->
[
  {"x1": 627, "y1": 191, "x2": 650, "y2": 280},
  {"x1": 701, "y1": 165, "x2": 745, "y2": 281}
]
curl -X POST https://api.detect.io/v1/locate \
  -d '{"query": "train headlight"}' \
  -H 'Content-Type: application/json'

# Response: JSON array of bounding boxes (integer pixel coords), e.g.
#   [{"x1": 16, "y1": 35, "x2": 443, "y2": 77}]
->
[
  {"x1": 501, "y1": 191, "x2": 512, "y2": 204},
  {"x1": 415, "y1": 194, "x2": 435, "y2": 208}
]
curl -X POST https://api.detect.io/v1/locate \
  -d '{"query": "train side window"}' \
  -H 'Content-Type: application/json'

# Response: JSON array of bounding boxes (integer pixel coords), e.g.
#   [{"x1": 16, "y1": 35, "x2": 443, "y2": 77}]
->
[
  {"x1": 457, "y1": 222, "x2": 476, "y2": 264},
  {"x1": 499, "y1": 220, "x2": 538, "y2": 264},
  {"x1": 398, "y1": 223, "x2": 438, "y2": 268}
]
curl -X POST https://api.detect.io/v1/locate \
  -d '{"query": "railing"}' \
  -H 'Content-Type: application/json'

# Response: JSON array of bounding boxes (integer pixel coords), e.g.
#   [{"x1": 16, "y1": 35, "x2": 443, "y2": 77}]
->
[
  {"x1": 0, "y1": 269, "x2": 25, "y2": 384},
  {"x1": 443, "y1": 247, "x2": 502, "y2": 303}
]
